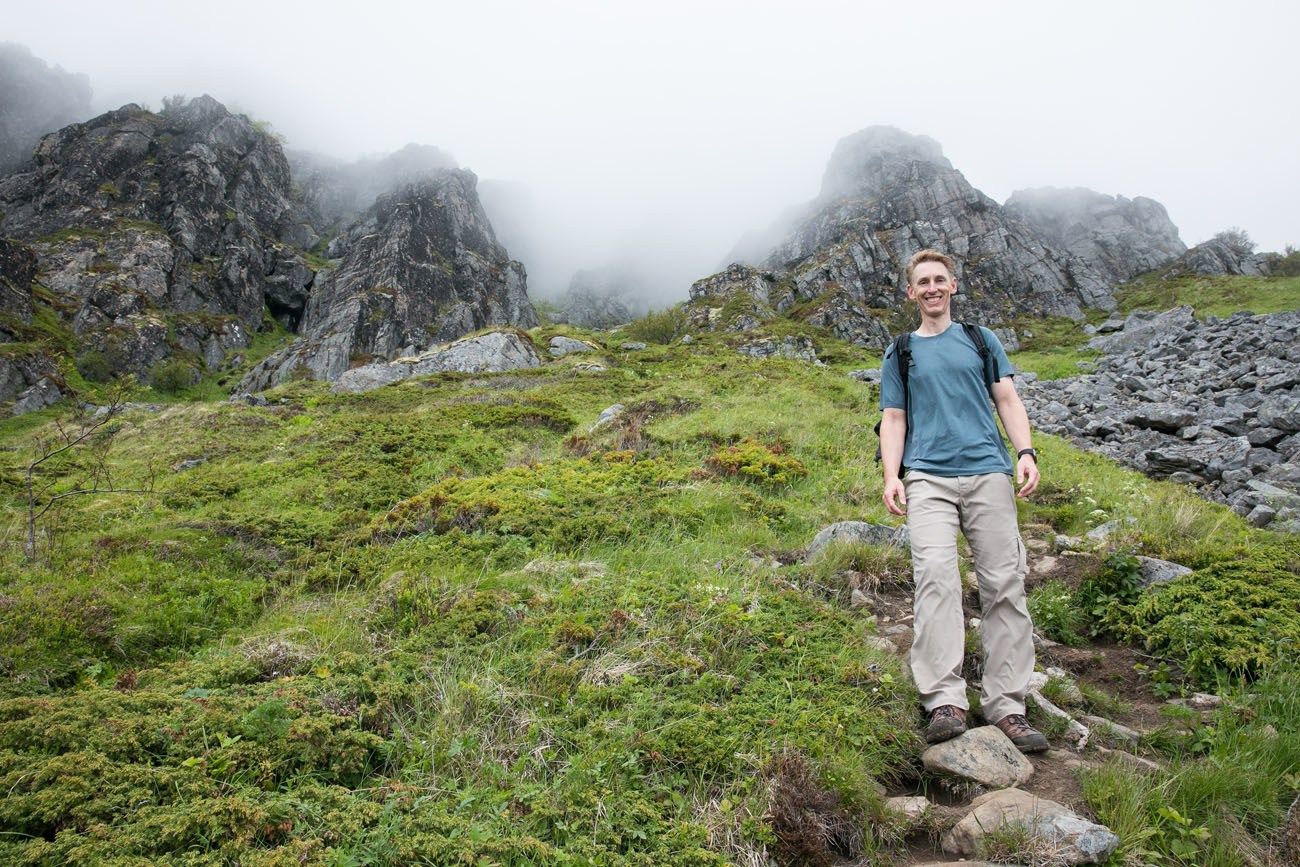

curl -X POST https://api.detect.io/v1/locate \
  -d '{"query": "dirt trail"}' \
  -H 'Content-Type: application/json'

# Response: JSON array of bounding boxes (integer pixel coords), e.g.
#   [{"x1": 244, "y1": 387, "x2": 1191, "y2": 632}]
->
[{"x1": 857, "y1": 542, "x2": 1174, "y2": 866}]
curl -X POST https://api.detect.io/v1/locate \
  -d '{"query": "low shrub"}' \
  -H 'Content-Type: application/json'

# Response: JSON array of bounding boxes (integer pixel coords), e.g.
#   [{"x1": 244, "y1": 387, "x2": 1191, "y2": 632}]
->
[
  {"x1": 150, "y1": 357, "x2": 198, "y2": 394},
  {"x1": 623, "y1": 305, "x2": 687, "y2": 344},
  {"x1": 709, "y1": 438, "x2": 808, "y2": 486}
]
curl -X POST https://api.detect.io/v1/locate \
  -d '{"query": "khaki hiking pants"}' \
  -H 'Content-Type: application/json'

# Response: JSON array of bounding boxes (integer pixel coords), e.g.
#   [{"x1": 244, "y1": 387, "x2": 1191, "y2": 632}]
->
[{"x1": 904, "y1": 470, "x2": 1034, "y2": 723}]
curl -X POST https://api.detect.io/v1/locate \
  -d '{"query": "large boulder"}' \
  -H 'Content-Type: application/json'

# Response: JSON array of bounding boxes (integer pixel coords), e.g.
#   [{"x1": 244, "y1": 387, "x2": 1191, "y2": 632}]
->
[
  {"x1": 332, "y1": 329, "x2": 541, "y2": 394},
  {"x1": 0, "y1": 95, "x2": 314, "y2": 379},
  {"x1": 237, "y1": 171, "x2": 537, "y2": 391},
  {"x1": 943, "y1": 789, "x2": 1120, "y2": 864},
  {"x1": 1004, "y1": 187, "x2": 1185, "y2": 285}
]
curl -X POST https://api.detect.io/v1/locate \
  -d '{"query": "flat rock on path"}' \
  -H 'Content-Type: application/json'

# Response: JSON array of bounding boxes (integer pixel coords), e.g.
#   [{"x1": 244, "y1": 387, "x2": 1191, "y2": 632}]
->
[
  {"x1": 922, "y1": 726, "x2": 1034, "y2": 788},
  {"x1": 942, "y1": 788, "x2": 1120, "y2": 865}
]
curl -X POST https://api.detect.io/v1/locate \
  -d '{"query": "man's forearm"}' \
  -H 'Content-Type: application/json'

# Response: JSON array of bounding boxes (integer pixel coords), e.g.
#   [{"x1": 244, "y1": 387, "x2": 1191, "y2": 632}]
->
[
  {"x1": 880, "y1": 411, "x2": 907, "y2": 480},
  {"x1": 996, "y1": 391, "x2": 1033, "y2": 452}
]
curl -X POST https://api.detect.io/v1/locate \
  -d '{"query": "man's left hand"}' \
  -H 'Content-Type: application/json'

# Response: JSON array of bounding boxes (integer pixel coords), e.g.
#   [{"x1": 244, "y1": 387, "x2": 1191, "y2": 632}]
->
[{"x1": 1016, "y1": 454, "x2": 1040, "y2": 498}]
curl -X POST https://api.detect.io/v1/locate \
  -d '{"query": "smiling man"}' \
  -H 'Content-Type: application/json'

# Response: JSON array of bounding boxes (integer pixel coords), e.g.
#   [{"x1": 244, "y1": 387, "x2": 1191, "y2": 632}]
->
[{"x1": 878, "y1": 249, "x2": 1047, "y2": 752}]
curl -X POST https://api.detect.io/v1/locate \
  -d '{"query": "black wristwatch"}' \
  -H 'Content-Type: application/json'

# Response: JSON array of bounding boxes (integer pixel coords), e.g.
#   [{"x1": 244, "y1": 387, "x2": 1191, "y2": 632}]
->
[{"x1": 1017, "y1": 448, "x2": 1038, "y2": 463}]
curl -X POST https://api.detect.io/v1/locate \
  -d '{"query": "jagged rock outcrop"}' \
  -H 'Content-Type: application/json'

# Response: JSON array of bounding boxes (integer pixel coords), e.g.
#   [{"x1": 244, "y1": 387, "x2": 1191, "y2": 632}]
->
[
  {"x1": 1004, "y1": 187, "x2": 1185, "y2": 285},
  {"x1": 237, "y1": 171, "x2": 536, "y2": 391},
  {"x1": 1158, "y1": 230, "x2": 1274, "y2": 278},
  {"x1": 0, "y1": 43, "x2": 92, "y2": 174},
  {"x1": 0, "y1": 95, "x2": 315, "y2": 385},
  {"x1": 1020, "y1": 307, "x2": 1300, "y2": 530},
  {"x1": 551, "y1": 264, "x2": 648, "y2": 330},
  {"x1": 702, "y1": 126, "x2": 1117, "y2": 348}
]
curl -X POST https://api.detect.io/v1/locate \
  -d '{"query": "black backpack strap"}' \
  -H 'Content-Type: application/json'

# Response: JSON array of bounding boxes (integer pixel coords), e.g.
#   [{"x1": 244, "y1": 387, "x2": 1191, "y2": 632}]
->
[
  {"x1": 896, "y1": 331, "x2": 912, "y2": 416},
  {"x1": 873, "y1": 333, "x2": 912, "y2": 467},
  {"x1": 961, "y1": 322, "x2": 996, "y2": 396}
]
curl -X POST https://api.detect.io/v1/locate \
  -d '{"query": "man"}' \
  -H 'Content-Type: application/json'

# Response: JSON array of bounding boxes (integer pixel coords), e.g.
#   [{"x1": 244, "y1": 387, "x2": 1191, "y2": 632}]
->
[{"x1": 878, "y1": 249, "x2": 1047, "y2": 752}]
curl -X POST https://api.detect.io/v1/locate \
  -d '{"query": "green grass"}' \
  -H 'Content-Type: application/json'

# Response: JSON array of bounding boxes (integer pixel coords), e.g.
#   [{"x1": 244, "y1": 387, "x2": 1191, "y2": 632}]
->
[
  {"x1": 0, "y1": 325, "x2": 1296, "y2": 865},
  {"x1": 1117, "y1": 272, "x2": 1300, "y2": 317},
  {"x1": 1081, "y1": 663, "x2": 1300, "y2": 866}
]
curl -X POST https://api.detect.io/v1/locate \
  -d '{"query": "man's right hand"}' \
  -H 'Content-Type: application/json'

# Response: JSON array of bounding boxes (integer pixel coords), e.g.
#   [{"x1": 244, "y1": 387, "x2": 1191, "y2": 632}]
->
[{"x1": 883, "y1": 477, "x2": 907, "y2": 515}]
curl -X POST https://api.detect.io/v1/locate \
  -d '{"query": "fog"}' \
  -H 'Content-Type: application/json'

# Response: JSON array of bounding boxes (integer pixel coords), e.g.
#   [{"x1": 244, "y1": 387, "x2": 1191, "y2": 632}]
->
[{"x1": 6, "y1": 0, "x2": 1298, "y2": 307}]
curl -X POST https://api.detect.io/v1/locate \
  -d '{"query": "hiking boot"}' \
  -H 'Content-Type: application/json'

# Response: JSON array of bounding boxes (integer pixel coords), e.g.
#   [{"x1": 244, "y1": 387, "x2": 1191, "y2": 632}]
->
[
  {"x1": 994, "y1": 713, "x2": 1050, "y2": 753},
  {"x1": 924, "y1": 705, "x2": 967, "y2": 743}
]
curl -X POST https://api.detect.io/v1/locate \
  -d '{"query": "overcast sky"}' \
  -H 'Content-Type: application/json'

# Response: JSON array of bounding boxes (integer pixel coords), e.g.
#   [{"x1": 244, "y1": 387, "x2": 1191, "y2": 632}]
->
[{"x1": 7, "y1": 0, "x2": 1297, "y2": 303}]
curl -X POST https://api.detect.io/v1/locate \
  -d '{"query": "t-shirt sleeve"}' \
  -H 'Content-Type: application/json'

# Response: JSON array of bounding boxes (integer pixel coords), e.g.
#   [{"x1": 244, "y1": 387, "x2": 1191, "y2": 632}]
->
[
  {"x1": 880, "y1": 345, "x2": 905, "y2": 409},
  {"x1": 981, "y1": 327, "x2": 1015, "y2": 380}
]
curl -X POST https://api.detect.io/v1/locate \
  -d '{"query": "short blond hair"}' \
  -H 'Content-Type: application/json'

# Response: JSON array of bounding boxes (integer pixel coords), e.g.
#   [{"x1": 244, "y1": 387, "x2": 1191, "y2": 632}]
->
[{"x1": 905, "y1": 249, "x2": 956, "y2": 285}]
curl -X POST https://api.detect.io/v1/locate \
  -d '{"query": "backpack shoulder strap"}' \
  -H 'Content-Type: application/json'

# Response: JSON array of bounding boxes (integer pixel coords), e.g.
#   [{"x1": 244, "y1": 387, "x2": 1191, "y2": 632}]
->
[
  {"x1": 960, "y1": 322, "x2": 996, "y2": 396},
  {"x1": 895, "y1": 332, "x2": 912, "y2": 411}
]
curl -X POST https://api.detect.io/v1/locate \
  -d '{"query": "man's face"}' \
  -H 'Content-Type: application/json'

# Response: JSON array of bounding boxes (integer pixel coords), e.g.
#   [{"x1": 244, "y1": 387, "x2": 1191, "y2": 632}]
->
[{"x1": 907, "y1": 261, "x2": 956, "y2": 317}]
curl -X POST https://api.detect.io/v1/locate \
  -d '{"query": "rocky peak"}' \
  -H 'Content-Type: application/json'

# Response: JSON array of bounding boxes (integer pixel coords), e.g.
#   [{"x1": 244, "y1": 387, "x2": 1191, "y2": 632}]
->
[
  {"x1": 1004, "y1": 186, "x2": 1186, "y2": 285},
  {"x1": 699, "y1": 126, "x2": 1118, "y2": 348},
  {"x1": 818, "y1": 125, "x2": 952, "y2": 201},
  {"x1": 237, "y1": 170, "x2": 537, "y2": 391}
]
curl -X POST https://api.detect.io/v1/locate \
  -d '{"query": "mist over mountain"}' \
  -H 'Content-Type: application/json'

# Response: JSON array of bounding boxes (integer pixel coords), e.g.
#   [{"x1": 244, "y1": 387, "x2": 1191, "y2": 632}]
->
[{"x1": 0, "y1": 42, "x2": 93, "y2": 174}]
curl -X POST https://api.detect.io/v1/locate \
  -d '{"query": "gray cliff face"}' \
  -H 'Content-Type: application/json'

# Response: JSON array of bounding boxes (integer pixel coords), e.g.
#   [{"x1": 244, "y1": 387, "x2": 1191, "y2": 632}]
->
[
  {"x1": 237, "y1": 171, "x2": 537, "y2": 391},
  {"x1": 0, "y1": 95, "x2": 315, "y2": 380},
  {"x1": 0, "y1": 237, "x2": 37, "y2": 339},
  {"x1": 0, "y1": 236, "x2": 62, "y2": 411},
  {"x1": 1004, "y1": 187, "x2": 1186, "y2": 285}
]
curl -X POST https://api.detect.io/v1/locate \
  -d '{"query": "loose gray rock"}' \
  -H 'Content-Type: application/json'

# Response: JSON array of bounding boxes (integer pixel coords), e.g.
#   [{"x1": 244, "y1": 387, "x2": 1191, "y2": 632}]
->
[
  {"x1": 1080, "y1": 715, "x2": 1141, "y2": 746},
  {"x1": 884, "y1": 795, "x2": 932, "y2": 824},
  {"x1": 591, "y1": 403, "x2": 624, "y2": 432},
  {"x1": 805, "y1": 520, "x2": 909, "y2": 562},
  {"x1": 942, "y1": 788, "x2": 1120, "y2": 864},
  {"x1": 1136, "y1": 555, "x2": 1193, "y2": 589},
  {"x1": 548, "y1": 335, "x2": 596, "y2": 357},
  {"x1": 1020, "y1": 308, "x2": 1299, "y2": 527},
  {"x1": 922, "y1": 726, "x2": 1035, "y2": 788},
  {"x1": 620, "y1": 341, "x2": 647, "y2": 351}
]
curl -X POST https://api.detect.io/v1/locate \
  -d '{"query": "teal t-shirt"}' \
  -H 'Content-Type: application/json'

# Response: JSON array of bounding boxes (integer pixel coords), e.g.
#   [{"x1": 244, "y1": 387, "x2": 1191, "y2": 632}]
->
[{"x1": 879, "y1": 323, "x2": 1015, "y2": 477}]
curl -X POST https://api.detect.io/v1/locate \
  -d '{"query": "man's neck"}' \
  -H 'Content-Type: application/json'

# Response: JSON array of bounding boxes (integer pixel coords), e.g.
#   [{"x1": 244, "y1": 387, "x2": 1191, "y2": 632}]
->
[{"x1": 915, "y1": 311, "x2": 953, "y2": 336}]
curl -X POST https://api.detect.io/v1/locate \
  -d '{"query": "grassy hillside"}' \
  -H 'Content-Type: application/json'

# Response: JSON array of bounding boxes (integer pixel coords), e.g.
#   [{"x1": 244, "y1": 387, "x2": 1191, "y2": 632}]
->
[{"x1": 1, "y1": 295, "x2": 1297, "y2": 864}]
